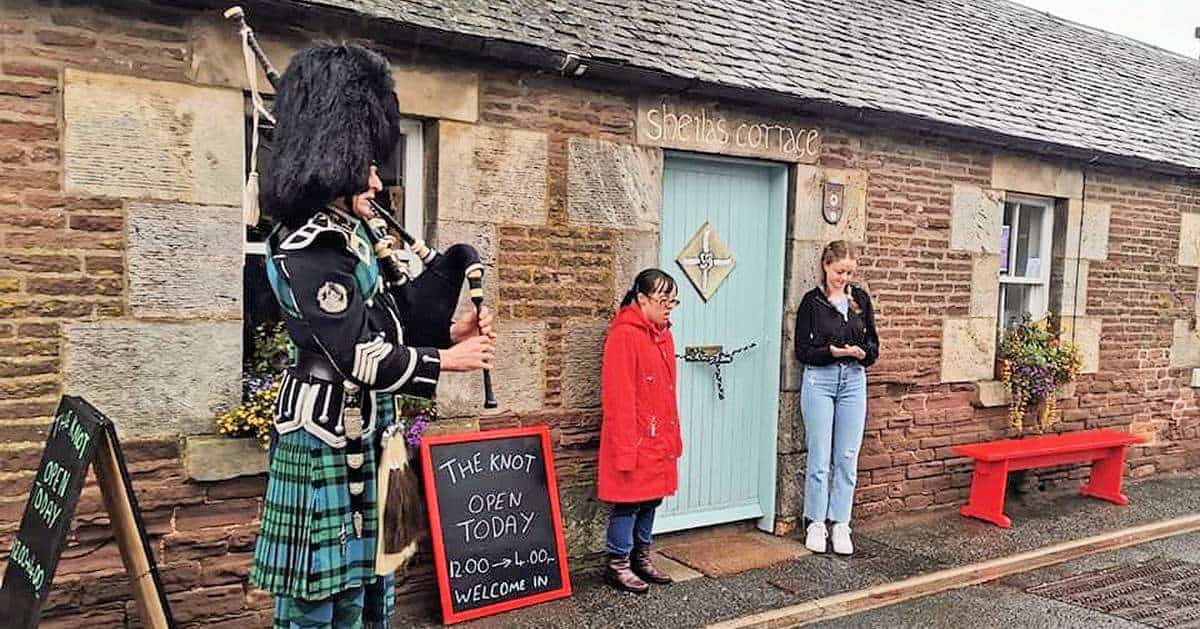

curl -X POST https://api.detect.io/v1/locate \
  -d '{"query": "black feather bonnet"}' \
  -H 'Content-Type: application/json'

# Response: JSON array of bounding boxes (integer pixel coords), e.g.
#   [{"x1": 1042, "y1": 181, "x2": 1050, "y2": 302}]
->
[{"x1": 261, "y1": 43, "x2": 401, "y2": 228}]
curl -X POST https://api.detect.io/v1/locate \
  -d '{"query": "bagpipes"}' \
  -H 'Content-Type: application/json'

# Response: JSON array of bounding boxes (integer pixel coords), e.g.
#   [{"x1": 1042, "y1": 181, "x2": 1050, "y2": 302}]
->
[{"x1": 225, "y1": 6, "x2": 496, "y2": 572}]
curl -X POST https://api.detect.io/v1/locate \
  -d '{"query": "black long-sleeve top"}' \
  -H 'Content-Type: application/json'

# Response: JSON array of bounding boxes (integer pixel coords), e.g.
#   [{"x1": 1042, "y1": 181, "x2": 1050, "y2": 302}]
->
[{"x1": 793, "y1": 285, "x2": 880, "y2": 368}]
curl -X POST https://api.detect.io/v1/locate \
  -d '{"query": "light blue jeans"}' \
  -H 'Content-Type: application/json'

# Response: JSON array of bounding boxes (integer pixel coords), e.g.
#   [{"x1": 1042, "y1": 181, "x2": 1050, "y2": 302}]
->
[{"x1": 800, "y1": 362, "x2": 867, "y2": 524}]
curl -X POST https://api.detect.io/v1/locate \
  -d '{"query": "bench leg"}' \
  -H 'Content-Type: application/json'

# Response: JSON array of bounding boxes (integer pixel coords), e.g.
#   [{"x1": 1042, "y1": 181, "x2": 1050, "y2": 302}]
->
[
  {"x1": 960, "y1": 460, "x2": 1012, "y2": 528},
  {"x1": 1081, "y1": 446, "x2": 1129, "y2": 505}
]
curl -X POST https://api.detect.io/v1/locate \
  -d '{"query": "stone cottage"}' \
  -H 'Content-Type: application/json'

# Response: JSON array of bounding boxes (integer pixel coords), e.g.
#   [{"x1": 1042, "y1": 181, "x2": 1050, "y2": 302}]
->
[{"x1": 0, "y1": 0, "x2": 1197, "y2": 624}]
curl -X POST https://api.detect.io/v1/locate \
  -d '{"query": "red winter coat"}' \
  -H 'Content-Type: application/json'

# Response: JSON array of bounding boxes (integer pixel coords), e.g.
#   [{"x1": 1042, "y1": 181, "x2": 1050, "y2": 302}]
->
[{"x1": 597, "y1": 305, "x2": 682, "y2": 504}]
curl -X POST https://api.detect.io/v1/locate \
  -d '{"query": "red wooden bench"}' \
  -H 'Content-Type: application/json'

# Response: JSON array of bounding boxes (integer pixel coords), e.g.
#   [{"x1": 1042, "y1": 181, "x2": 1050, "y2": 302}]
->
[{"x1": 952, "y1": 429, "x2": 1145, "y2": 528}]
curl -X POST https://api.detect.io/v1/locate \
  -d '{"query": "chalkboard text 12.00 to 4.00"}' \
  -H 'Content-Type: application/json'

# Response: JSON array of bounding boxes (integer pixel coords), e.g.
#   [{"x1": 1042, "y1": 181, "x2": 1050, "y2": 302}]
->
[{"x1": 449, "y1": 547, "x2": 557, "y2": 579}]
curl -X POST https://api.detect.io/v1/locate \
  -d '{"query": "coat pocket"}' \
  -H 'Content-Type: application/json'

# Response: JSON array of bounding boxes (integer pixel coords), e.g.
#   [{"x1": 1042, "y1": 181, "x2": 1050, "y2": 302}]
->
[{"x1": 636, "y1": 415, "x2": 671, "y2": 468}]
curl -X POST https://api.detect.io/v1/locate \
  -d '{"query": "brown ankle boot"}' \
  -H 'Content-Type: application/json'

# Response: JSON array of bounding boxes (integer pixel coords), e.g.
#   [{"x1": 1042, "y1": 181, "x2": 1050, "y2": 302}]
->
[
  {"x1": 604, "y1": 553, "x2": 649, "y2": 593},
  {"x1": 631, "y1": 545, "x2": 673, "y2": 584}
]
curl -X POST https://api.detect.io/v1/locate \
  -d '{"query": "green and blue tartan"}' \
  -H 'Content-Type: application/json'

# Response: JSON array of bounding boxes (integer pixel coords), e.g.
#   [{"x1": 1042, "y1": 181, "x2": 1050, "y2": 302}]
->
[
  {"x1": 271, "y1": 574, "x2": 394, "y2": 629},
  {"x1": 252, "y1": 394, "x2": 397, "y2": 607}
]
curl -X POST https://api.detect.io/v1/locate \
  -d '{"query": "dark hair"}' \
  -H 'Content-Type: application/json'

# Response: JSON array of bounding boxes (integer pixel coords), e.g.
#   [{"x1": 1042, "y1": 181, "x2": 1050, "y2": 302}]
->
[
  {"x1": 261, "y1": 43, "x2": 402, "y2": 228},
  {"x1": 621, "y1": 268, "x2": 678, "y2": 307},
  {"x1": 820, "y1": 240, "x2": 862, "y2": 315}
]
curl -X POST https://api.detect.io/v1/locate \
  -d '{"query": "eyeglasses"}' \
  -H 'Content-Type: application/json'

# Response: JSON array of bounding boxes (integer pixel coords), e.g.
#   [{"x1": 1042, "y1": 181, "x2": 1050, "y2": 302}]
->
[{"x1": 653, "y1": 296, "x2": 681, "y2": 309}]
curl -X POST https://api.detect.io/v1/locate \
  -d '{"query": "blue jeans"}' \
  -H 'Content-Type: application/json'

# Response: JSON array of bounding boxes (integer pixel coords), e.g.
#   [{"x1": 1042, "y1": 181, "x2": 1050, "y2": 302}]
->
[
  {"x1": 605, "y1": 500, "x2": 661, "y2": 555},
  {"x1": 801, "y1": 362, "x2": 867, "y2": 524}
]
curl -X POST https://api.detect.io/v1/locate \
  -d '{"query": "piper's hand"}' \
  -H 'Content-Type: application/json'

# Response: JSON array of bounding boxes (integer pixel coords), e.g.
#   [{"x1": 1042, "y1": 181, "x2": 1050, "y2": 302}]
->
[
  {"x1": 439, "y1": 334, "x2": 495, "y2": 372},
  {"x1": 450, "y1": 306, "x2": 496, "y2": 344}
]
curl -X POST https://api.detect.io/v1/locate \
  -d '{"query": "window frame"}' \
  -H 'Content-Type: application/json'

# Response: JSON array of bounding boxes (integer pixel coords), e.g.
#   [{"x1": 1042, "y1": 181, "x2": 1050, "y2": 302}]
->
[
  {"x1": 998, "y1": 192, "x2": 1055, "y2": 326},
  {"x1": 242, "y1": 118, "x2": 426, "y2": 255}
]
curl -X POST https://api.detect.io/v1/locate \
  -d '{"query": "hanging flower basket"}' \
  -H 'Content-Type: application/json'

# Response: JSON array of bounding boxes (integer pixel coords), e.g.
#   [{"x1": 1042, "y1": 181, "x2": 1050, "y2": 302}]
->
[{"x1": 997, "y1": 315, "x2": 1083, "y2": 433}]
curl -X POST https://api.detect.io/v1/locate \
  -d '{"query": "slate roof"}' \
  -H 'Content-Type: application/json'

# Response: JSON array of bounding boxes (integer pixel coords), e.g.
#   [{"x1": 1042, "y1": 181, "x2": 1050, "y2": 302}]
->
[{"x1": 301, "y1": 0, "x2": 1200, "y2": 173}]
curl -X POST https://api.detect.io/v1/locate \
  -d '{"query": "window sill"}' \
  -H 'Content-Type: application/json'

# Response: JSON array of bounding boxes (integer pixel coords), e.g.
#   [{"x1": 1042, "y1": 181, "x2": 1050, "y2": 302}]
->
[
  {"x1": 182, "y1": 435, "x2": 269, "y2": 482},
  {"x1": 972, "y1": 380, "x2": 1077, "y2": 408}
]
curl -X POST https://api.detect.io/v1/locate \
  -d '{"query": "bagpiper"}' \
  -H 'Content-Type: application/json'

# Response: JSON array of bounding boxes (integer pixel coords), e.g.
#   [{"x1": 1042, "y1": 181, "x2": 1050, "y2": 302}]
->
[{"x1": 249, "y1": 43, "x2": 494, "y2": 629}]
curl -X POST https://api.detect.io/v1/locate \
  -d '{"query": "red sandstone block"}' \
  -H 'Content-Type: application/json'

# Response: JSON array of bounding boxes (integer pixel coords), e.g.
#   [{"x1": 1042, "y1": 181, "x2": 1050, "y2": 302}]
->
[
  {"x1": 198, "y1": 612, "x2": 272, "y2": 629},
  {"x1": 58, "y1": 544, "x2": 127, "y2": 580},
  {"x1": 0, "y1": 78, "x2": 55, "y2": 98},
  {"x1": 84, "y1": 254, "x2": 125, "y2": 274},
  {"x1": 167, "y1": 583, "x2": 246, "y2": 623},
  {"x1": 162, "y1": 529, "x2": 229, "y2": 562},
  {"x1": 39, "y1": 608, "x2": 126, "y2": 628},
  {"x1": 201, "y1": 552, "x2": 253, "y2": 586},
  {"x1": 0, "y1": 338, "x2": 59, "y2": 356},
  {"x1": 0, "y1": 397, "x2": 57, "y2": 421},
  {"x1": 4, "y1": 228, "x2": 123, "y2": 250},
  {"x1": 857, "y1": 453, "x2": 892, "y2": 471},
  {"x1": 154, "y1": 559, "x2": 201, "y2": 595},
  {"x1": 906, "y1": 462, "x2": 944, "y2": 479},
  {"x1": 0, "y1": 121, "x2": 56, "y2": 142},
  {"x1": 27, "y1": 276, "x2": 123, "y2": 297},
  {"x1": 175, "y1": 497, "x2": 260, "y2": 531},
  {"x1": 205, "y1": 476, "x2": 267, "y2": 501},
  {"x1": 227, "y1": 523, "x2": 260, "y2": 552},
  {"x1": 904, "y1": 495, "x2": 935, "y2": 509},
  {"x1": 68, "y1": 212, "x2": 124, "y2": 232},
  {"x1": 35, "y1": 29, "x2": 96, "y2": 48},
  {"x1": 1, "y1": 60, "x2": 59, "y2": 79},
  {"x1": 0, "y1": 298, "x2": 95, "y2": 319}
]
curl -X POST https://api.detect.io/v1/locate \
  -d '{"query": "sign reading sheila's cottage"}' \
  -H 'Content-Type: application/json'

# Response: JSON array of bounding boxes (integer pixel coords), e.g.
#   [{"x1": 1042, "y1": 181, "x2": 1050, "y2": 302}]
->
[{"x1": 637, "y1": 96, "x2": 820, "y2": 162}]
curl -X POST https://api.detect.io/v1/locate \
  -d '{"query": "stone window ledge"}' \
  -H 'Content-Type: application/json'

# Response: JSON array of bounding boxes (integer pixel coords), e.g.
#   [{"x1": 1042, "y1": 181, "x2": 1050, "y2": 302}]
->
[
  {"x1": 972, "y1": 380, "x2": 1077, "y2": 408},
  {"x1": 183, "y1": 435, "x2": 268, "y2": 482}
]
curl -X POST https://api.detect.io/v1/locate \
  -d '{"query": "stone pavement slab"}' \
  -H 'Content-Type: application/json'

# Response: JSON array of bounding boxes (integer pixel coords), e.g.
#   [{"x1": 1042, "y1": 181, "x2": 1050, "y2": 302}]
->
[
  {"x1": 392, "y1": 473, "x2": 1200, "y2": 628},
  {"x1": 811, "y1": 583, "x2": 1145, "y2": 629},
  {"x1": 857, "y1": 474, "x2": 1200, "y2": 567},
  {"x1": 822, "y1": 532, "x2": 1200, "y2": 629}
]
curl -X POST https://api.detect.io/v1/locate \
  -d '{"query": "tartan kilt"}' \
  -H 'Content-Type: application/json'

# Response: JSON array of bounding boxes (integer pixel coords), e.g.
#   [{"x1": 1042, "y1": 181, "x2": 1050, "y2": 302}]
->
[{"x1": 251, "y1": 395, "x2": 395, "y2": 602}]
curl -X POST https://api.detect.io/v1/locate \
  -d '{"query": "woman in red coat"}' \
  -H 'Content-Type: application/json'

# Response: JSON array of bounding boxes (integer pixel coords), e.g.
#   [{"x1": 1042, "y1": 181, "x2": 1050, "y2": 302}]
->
[{"x1": 598, "y1": 268, "x2": 682, "y2": 593}]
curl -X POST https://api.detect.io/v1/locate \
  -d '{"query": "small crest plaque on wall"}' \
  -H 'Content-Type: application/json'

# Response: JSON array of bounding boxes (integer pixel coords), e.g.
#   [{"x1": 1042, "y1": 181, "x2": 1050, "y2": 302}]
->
[{"x1": 822, "y1": 182, "x2": 845, "y2": 225}]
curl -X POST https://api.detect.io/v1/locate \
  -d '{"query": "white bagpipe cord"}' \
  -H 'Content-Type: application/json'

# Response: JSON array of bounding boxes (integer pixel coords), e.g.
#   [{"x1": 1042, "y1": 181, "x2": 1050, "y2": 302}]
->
[{"x1": 240, "y1": 23, "x2": 275, "y2": 227}]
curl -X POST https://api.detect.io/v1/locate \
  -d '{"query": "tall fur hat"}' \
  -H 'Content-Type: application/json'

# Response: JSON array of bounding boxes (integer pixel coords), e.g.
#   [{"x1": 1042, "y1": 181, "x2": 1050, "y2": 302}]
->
[{"x1": 261, "y1": 43, "x2": 401, "y2": 228}]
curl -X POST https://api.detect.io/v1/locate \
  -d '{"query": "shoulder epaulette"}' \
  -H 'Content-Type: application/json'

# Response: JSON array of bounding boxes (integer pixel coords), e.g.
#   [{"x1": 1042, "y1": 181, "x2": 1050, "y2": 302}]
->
[{"x1": 279, "y1": 212, "x2": 353, "y2": 251}]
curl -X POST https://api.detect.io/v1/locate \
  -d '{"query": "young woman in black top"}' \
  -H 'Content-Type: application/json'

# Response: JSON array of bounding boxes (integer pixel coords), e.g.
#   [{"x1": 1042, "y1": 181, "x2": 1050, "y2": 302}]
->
[{"x1": 793, "y1": 240, "x2": 879, "y2": 555}]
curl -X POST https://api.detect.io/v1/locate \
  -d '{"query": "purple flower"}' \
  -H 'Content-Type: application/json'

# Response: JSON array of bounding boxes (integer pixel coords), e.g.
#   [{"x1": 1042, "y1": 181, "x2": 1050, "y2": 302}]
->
[{"x1": 405, "y1": 417, "x2": 428, "y2": 448}]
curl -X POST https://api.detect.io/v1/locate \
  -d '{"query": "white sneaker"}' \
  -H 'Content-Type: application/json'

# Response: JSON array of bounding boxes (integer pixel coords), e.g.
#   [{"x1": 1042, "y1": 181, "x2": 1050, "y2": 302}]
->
[
  {"x1": 805, "y1": 521, "x2": 828, "y2": 554},
  {"x1": 831, "y1": 522, "x2": 853, "y2": 555}
]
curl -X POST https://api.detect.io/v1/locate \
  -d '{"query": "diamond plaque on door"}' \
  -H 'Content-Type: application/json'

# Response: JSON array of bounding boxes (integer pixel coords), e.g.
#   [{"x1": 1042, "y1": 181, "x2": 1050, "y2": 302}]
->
[{"x1": 676, "y1": 221, "x2": 735, "y2": 301}]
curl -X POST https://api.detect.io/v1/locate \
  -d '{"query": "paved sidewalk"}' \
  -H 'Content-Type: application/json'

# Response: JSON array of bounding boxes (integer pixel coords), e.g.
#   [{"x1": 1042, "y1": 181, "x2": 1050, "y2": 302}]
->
[
  {"x1": 394, "y1": 473, "x2": 1200, "y2": 628},
  {"x1": 818, "y1": 530, "x2": 1200, "y2": 628}
]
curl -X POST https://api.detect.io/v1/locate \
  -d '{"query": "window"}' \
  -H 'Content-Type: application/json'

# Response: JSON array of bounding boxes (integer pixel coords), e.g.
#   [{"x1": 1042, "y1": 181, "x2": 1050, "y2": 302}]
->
[
  {"x1": 998, "y1": 194, "x2": 1055, "y2": 332},
  {"x1": 372, "y1": 119, "x2": 426, "y2": 271},
  {"x1": 241, "y1": 93, "x2": 426, "y2": 367}
]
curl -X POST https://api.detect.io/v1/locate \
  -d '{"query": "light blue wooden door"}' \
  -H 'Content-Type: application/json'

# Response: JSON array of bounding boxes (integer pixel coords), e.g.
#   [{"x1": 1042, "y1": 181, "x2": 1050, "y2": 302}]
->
[{"x1": 655, "y1": 154, "x2": 787, "y2": 534}]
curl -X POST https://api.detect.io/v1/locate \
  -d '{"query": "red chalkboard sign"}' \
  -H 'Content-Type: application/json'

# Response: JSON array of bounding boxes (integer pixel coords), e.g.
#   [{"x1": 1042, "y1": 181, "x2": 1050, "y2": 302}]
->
[{"x1": 420, "y1": 426, "x2": 571, "y2": 624}]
